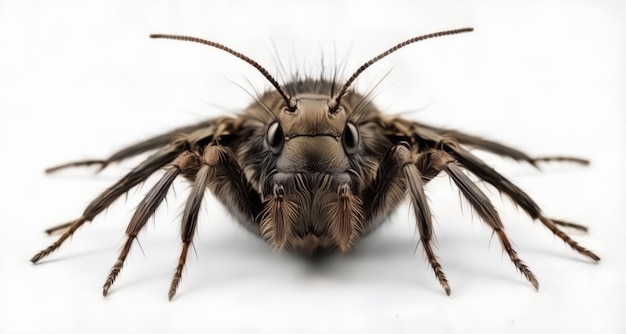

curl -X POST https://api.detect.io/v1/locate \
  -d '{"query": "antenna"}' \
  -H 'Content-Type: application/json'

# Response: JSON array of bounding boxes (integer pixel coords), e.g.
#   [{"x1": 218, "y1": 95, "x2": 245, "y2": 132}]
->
[
  {"x1": 150, "y1": 34, "x2": 296, "y2": 111},
  {"x1": 331, "y1": 27, "x2": 474, "y2": 111}
]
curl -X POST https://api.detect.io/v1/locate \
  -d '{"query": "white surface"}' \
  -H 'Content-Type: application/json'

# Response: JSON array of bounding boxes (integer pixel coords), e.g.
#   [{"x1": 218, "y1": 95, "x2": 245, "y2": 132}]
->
[{"x1": 1, "y1": 1, "x2": 625, "y2": 333}]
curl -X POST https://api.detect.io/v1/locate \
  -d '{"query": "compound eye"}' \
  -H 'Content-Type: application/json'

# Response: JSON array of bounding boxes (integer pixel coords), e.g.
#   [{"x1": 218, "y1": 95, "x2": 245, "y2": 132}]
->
[
  {"x1": 267, "y1": 122, "x2": 284, "y2": 154},
  {"x1": 342, "y1": 122, "x2": 359, "y2": 154}
]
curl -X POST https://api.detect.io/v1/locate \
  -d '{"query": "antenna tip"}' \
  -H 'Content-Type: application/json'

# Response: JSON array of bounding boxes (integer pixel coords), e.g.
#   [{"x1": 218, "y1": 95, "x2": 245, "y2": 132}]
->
[{"x1": 456, "y1": 27, "x2": 474, "y2": 33}]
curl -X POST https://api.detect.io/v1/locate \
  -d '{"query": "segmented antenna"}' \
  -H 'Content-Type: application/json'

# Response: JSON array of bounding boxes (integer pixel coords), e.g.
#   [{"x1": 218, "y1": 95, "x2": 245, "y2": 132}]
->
[
  {"x1": 331, "y1": 27, "x2": 474, "y2": 111},
  {"x1": 150, "y1": 34, "x2": 296, "y2": 111}
]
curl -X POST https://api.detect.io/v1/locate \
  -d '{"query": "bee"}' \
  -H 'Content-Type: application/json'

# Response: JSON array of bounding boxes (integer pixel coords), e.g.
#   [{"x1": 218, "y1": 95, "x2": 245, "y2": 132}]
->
[{"x1": 31, "y1": 27, "x2": 599, "y2": 300}]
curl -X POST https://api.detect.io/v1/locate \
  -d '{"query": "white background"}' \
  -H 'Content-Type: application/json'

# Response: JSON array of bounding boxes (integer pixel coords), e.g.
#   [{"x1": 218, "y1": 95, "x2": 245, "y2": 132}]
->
[{"x1": 1, "y1": 1, "x2": 625, "y2": 333}]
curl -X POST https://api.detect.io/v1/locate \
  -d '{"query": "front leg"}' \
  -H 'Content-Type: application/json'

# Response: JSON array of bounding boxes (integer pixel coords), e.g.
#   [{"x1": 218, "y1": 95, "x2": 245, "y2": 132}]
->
[
  {"x1": 362, "y1": 142, "x2": 450, "y2": 295},
  {"x1": 169, "y1": 144, "x2": 264, "y2": 300}
]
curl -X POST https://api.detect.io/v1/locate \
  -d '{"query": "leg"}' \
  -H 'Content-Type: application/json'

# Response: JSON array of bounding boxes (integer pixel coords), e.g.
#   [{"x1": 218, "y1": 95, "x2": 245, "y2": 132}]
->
[
  {"x1": 45, "y1": 120, "x2": 217, "y2": 173},
  {"x1": 168, "y1": 164, "x2": 209, "y2": 301},
  {"x1": 102, "y1": 151, "x2": 198, "y2": 296},
  {"x1": 168, "y1": 144, "x2": 264, "y2": 300},
  {"x1": 443, "y1": 161, "x2": 538, "y2": 289},
  {"x1": 363, "y1": 143, "x2": 450, "y2": 295},
  {"x1": 409, "y1": 121, "x2": 589, "y2": 166},
  {"x1": 31, "y1": 143, "x2": 186, "y2": 263},
  {"x1": 443, "y1": 141, "x2": 600, "y2": 261},
  {"x1": 405, "y1": 161, "x2": 450, "y2": 295},
  {"x1": 400, "y1": 120, "x2": 591, "y2": 233}
]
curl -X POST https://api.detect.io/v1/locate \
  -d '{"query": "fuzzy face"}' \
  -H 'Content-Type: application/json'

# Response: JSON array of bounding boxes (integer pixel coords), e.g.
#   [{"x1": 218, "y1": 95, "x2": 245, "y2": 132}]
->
[{"x1": 231, "y1": 80, "x2": 391, "y2": 254}]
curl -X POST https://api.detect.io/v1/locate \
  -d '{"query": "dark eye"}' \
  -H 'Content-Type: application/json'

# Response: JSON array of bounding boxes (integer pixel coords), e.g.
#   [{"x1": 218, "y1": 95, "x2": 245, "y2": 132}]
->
[
  {"x1": 342, "y1": 122, "x2": 359, "y2": 154},
  {"x1": 267, "y1": 122, "x2": 284, "y2": 154}
]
